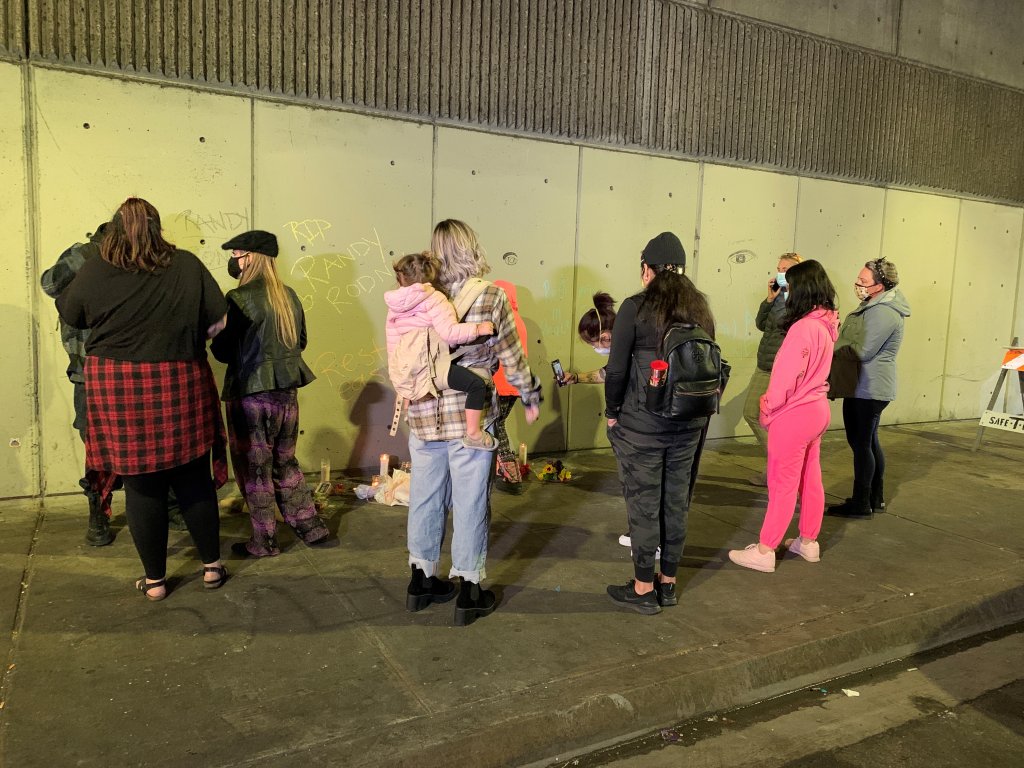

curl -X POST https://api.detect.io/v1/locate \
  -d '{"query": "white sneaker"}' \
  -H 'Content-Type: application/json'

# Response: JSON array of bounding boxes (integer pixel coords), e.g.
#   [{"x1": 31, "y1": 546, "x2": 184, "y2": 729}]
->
[
  {"x1": 785, "y1": 537, "x2": 821, "y2": 562},
  {"x1": 728, "y1": 543, "x2": 776, "y2": 573},
  {"x1": 618, "y1": 533, "x2": 631, "y2": 547}
]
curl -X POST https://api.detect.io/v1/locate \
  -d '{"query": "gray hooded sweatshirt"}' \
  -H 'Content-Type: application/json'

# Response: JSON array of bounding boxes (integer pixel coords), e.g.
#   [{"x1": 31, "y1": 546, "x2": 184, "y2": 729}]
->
[{"x1": 829, "y1": 288, "x2": 911, "y2": 401}]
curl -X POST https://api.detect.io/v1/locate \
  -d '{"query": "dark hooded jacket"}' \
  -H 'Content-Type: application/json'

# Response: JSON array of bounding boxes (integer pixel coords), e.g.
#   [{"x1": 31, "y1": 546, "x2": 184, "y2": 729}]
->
[{"x1": 40, "y1": 227, "x2": 106, "y2": 382}]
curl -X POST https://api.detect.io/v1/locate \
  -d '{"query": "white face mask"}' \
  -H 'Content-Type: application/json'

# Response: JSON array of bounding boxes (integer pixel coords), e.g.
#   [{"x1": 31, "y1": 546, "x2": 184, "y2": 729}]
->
[
  {"x1": 592, "y1": 346, "x2": 611, "y2": 356},
  {"x1": 775, "y1": 272, "x2": 788, "y2": 289},
  {"x1": 855, "y1": 285, "x2": 872, "y2": 302}
]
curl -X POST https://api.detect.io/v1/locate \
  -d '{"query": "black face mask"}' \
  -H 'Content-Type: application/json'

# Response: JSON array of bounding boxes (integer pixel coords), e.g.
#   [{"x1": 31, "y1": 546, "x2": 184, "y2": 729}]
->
[{"x1": 227, "y1": 257, "x2": 243, "y2": 279}]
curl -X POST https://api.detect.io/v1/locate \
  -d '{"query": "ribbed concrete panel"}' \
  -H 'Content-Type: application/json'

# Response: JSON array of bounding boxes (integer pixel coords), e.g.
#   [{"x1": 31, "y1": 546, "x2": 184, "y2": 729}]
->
[
  {"x1": 7, "y1": 0, "x2": 1024, "y2": 204},
  {"x1": 0, "y1": 0, "x2": 26, "y2": 57}
]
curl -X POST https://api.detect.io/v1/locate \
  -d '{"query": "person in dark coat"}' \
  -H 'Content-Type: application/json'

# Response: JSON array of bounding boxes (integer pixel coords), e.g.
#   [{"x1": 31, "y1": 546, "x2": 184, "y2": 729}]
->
[
  {"x1": 604, "y1": 232, "x2": 716, "y2": 616},
  {"x1": 212, "y1": 230, "x2": 330, "y2": 557},
  {"x1": 742, "y1": 253, "x2": 802, "y2": 486}
]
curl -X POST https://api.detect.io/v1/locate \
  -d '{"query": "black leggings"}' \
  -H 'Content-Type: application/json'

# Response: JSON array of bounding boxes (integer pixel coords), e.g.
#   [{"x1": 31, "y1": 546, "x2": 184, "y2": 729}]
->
[
  {"x1": 446, "y1": 363, "x2": 488, "y2": 410},
  {"x1": 121, "y1": 453, "x2": 221, "y2": 580},
  {"x1": 842, "y1": 398, "x2": 889, "y2": 503}
]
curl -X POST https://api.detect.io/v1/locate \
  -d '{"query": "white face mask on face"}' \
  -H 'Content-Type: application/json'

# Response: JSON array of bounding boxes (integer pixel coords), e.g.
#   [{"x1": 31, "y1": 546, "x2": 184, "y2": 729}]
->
[
  {"x1": 855, "y1": 285, "x2": 872, "y2": 302},
  {"x1": 592, "y1": 346, "x2": 611, "y2": 356}
]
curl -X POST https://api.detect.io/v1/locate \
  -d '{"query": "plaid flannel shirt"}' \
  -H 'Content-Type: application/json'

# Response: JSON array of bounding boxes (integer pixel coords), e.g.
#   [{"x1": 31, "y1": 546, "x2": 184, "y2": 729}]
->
[
  {"x1": 84, "y1": 357, "x2": 228, "y2": 485},
  {"x1": 406, "y1": 283, "x2": 540, "y2": 442},
  {"x1": 40, "y1": 241, "x2": 98, "y2": 383}
]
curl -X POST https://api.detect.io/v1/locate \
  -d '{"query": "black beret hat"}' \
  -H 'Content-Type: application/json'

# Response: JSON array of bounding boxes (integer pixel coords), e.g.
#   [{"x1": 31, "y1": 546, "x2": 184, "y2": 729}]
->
[
  {"x1": 221, "y1": 230, "x2": 279, "y2": 258},
  {"x1": 641, "y1": 232, "x2": 686, "y2": 268}
]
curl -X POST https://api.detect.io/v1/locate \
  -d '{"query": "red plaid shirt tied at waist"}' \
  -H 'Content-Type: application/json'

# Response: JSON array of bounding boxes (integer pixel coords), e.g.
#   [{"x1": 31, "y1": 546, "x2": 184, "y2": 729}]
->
[{"x1": 84, "y1": 357, "x2": 229, "y2": 492}]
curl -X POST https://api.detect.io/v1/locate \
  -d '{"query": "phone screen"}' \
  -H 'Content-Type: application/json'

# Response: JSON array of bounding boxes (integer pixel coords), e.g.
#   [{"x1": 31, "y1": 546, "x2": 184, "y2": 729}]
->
[{"x1": 551, "y1": 359, "x2": 565, "y2": 385}]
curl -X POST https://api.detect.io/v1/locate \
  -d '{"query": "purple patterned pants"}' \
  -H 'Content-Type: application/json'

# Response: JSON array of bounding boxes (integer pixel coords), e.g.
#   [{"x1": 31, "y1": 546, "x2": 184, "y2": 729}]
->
[{"x1": 226, "y1": 389, "x2": 328, "y2": 555}]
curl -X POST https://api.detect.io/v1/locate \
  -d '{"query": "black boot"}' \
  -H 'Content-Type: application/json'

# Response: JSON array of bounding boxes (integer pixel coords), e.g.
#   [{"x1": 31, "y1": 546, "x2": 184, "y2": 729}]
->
[
  {"x1": 454, "y1": 578, "x2": 496, "y2": 626},
  {"x1": 826, "y1": 497, "x2": 873, "y2": 519},
  {"x1": 406, "y1": 566, "x2": 457, "y2": 612},
  {"x1": 870, "y1": 480, "x2": 885, "y2": 512},
  {"x1": 85, "y1": 497, "x2": 114, "y2": 547}
]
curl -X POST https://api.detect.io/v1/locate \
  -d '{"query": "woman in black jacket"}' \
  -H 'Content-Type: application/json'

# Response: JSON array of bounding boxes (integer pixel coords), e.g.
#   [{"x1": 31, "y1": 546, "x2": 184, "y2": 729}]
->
[
  {"x1": 212, "y1": 230, "x2": 330, "y2": 557},
  {"x1": 605, "y1": 232, "x2": 716, "y2": 615}
]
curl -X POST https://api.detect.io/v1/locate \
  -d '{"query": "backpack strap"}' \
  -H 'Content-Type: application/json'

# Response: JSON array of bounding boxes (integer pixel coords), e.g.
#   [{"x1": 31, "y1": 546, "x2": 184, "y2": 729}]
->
[
  {"x1": 388, "y1": 395, "x2": 407, "y2": 437},
  {"x1": 449, "y1": 278, "x2": 490, "y2": 363}
]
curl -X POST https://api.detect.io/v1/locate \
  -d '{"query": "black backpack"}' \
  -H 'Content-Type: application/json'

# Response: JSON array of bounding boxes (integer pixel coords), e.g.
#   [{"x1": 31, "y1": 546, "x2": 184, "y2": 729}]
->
[{"x1": 644, "y1": 324, "x2": 730, "y2": 420}]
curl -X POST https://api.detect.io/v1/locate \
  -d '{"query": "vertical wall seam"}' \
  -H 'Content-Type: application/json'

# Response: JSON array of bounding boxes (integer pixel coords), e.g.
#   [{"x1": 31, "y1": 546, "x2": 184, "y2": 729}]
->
[
  {"x1": 249, "y1": 95, "x2": 256, "y2": 228},
  {"x1": 692, "y1": 160, "x2": 704, "y2": 285},
  {"x1": 566, "y1": 143, "x2": 584, "y2": 450},
  {"x1": 21, "y1": 61, "x2": 43, "y2": 497},
  {"x1": 937, "y1": 198, "x2": 965, "y2": 418},
  {"x1": 430, "y1": 122, "x2": 437, "y2": 226}
]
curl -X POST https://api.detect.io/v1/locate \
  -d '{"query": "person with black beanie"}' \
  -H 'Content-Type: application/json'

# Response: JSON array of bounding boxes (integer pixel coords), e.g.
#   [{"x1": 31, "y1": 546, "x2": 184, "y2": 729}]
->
[{"x1": 604, "y1": 232, "x2": 716, "y2": 615}]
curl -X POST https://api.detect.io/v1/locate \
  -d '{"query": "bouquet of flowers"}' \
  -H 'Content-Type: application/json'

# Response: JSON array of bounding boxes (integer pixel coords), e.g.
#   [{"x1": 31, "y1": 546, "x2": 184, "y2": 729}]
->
[{"x1": 533, "y1": 459, "x2": 572, "y2": 483}]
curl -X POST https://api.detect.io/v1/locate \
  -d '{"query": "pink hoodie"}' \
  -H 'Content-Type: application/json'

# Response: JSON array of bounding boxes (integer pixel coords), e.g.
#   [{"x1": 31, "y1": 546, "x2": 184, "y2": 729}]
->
[
  {"x1": 383, "y1": 283, "x2": 481, "y2": 355},
  {"x1": 759, "y1": 308, "x2": 839, "y2": 428}
]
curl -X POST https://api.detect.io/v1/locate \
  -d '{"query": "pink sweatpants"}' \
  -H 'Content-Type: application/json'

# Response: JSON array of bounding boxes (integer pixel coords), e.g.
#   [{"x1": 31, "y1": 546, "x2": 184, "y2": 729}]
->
[{"x1": 759, "y1": 399, "x2": 831, "y2": 549}]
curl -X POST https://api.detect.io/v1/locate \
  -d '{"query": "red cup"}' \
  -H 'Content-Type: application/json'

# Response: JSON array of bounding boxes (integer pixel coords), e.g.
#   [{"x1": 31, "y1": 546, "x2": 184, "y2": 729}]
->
[{"x1": 649, "y1": 359, "x2": 669, "y2": 387}]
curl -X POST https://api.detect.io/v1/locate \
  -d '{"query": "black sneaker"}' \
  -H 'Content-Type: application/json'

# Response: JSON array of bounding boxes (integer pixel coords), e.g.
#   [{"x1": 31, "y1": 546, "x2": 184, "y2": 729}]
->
[
  {"x1": 454, "y1": 578, "x2": 497, "y2": 626},
  {"x1": 655, "y1": 580, "x2": 678, "y2": 607},
  {"x1": 407, "y1": 566, "x2": 457, "y2": 612},
  {"x1": 826, "y1": 498, "x2": 873, "y2": 519},
  {"x1": 607, "y1": 580, "x2": 661, "y2": 615}
]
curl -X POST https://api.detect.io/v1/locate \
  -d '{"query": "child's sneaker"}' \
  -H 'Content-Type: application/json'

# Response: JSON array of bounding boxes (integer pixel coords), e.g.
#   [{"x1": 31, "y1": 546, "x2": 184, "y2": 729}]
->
[
  {"x1": 784, "y1": 537, "x2": 821, "y2": 562},
  {"x1": 462, "y1": 432, "x2": 497, "y2": 451}
]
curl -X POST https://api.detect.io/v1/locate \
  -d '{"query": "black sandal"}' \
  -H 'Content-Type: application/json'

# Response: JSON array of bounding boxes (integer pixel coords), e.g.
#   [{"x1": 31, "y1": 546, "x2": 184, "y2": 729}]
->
[
  {"x1": 202, "y1": 565, "x2": 228, "y2": 590},
  {"x1": 135, "y1": 577, "x2": 167, "y2": 602}
]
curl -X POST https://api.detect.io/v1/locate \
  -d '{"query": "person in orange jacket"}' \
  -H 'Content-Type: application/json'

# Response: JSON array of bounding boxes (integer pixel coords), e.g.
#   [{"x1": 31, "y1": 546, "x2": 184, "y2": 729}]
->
[{"x1": 492, "y1": 280, "x2": 528, "y2": 493}]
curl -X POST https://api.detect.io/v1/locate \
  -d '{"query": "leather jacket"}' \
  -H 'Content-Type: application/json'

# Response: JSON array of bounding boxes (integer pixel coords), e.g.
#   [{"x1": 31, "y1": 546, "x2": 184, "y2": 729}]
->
[{"x1": 211, "y1": 278, "x2": 315, "y2": 399}]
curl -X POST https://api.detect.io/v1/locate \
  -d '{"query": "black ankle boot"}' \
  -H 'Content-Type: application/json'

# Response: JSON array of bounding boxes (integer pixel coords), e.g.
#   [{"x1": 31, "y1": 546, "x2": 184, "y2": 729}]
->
[
  {"x1": 826, "y1": 497, "x2": 873, "y2": 519},
  {"x1": 406, "y1": 566, "x2": 456, "y2": 612},
  {"x1": 85, "y1": 497, "x2": 114, "y2": 547},
  {"x1": 454, "y1": 578, "x2": 496, "y2": 626},
  {"x1": 870, "y1": 483, "x2": 886, "y2": 512}
]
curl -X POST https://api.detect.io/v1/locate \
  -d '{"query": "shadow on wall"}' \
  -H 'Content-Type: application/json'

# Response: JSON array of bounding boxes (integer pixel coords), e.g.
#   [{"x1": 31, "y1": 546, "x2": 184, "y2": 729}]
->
[{"x1": 0, "y1": 303, "x2": 33, "y2": 497}]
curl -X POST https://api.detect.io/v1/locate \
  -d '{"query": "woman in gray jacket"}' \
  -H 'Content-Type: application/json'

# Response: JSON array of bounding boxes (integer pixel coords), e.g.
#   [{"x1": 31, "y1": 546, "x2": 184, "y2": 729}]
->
[{"x1": 827, "y1": 258, "x2": 910, "y2": 519}]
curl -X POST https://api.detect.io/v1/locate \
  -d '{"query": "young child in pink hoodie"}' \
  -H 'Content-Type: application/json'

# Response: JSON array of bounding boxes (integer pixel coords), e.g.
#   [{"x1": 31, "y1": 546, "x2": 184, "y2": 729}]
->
[
  {"x1": 729, "y1": 260, "x2": 839, "y2": 572},
  {"x1": 385, "y1": 252, "x2": 496, "y2": 450}
]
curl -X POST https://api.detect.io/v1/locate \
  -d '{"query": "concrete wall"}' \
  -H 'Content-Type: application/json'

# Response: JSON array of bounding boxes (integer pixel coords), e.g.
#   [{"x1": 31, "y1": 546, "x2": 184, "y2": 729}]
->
[
  {"x1": 713, "y1": 0, "x2": 1024, "y2": 91},
  {"x1": 4, "y1": 63, "x2": 1022, "y2": 499},
  {"x1": 3, "y1": 2, "x2": 1023, "y2": 205}
]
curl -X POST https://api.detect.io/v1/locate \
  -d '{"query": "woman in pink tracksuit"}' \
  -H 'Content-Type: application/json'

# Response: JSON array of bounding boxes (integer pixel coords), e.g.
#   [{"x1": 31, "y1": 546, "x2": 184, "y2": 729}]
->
[{"x1": 729, "y1": 260, "x2": 838, "y2": 573}]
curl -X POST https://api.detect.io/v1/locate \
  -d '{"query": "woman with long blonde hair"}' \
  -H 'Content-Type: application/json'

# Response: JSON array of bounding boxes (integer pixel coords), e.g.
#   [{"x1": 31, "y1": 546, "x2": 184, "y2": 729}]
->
[{"x1": 212, "y1": 230, "x2": 330, "y2": 557}]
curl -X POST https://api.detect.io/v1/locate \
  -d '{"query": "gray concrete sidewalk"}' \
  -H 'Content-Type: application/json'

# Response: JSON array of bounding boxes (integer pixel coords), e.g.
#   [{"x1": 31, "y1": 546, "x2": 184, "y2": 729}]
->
[{"x1": 0, "y1": 421, "x2": 1021, "y2": 768}]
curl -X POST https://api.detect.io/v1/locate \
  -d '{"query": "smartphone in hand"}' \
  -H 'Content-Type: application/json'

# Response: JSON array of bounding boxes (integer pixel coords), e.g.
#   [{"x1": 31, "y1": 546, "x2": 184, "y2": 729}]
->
[{"x1": 551, "y1": 359, "x2": 567, "y2": 387}]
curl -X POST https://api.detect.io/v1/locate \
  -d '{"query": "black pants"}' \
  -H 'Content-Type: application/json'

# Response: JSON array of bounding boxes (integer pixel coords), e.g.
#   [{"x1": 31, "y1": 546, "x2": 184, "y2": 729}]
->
[
  {"x1": 493, "y1": 394, "x2": 522, "y2": 482},
  {"x1": 842, "y1": 398, "x2": 889, "y2": 504},
  {"x1": 608, "y1": 423, "x2": 702, "y2": 583},
  {"x1": 446, "y1": 363, "x2": 488, "y2": 410},
  {"x1": 121, "y1": 453, "x2": 221, "y2": 580},
  {"x1": 72, "y1": 381, "x2": 97, "y2": 503}
]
